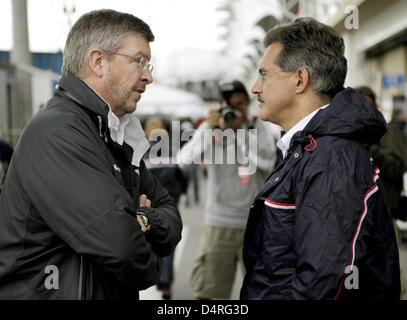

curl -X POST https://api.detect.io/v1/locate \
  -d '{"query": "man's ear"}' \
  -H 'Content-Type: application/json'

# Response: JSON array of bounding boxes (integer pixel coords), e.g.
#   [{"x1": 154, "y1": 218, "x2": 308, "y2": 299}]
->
[
  {"x1": 87, "y1": 49, "x2": 105, "y2": 78},
  {"x1": 295, "y1": 67, "x2": 310, "y2": 94}
]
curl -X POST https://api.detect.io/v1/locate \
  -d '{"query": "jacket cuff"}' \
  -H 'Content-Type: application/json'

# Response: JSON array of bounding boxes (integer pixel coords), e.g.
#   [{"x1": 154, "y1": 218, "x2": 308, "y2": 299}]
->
[{"x1": 135, "y1": 207, "x2": 166, "y2": 238}]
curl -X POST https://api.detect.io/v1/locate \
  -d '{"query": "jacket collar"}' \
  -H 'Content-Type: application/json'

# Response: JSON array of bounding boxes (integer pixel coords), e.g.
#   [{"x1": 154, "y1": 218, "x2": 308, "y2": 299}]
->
[
  {"x1": 57, "y1": 73, "x2": 110, "y2": 120},
  {"x1": 277, "y1": 104, "x2": 329, "y2": 159}
]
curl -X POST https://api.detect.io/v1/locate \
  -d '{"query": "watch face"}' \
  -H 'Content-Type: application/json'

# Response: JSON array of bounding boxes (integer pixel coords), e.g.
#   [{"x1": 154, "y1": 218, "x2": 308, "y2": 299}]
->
[{"x1": 141, "y1": 215, "x2": 149, "y2": 227}]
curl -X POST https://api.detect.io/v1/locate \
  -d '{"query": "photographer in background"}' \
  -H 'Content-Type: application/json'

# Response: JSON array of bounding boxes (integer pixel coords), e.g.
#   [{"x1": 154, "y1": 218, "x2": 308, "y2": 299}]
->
[
  {"x1": 208, "y1": 82, "x2": 249, "y2": 131},
  {"x1": 178, "y1": 80, "x2": 277, "y2": 299}
]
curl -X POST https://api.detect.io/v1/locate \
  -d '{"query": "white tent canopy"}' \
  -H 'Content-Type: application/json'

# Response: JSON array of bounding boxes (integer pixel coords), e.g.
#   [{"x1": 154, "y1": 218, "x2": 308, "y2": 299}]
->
[{"x1": 136, "y1": 83, "x2": 206, "y2": 119}]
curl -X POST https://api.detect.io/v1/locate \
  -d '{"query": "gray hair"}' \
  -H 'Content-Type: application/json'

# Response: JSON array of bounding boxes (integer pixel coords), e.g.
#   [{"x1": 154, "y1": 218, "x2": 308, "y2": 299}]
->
[
  {"x1": 62, "y1": 9, "x2": 154, "y2": 77},
  {"x1": 263, "y1": 17, "x2": 347, "y2": 98}
]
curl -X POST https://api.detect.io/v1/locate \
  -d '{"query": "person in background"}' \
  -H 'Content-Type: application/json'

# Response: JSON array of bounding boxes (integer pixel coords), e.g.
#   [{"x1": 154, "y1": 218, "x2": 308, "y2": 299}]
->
[
  {"x1": 392, "y1": 108, "x2": 407, "y2": 139},
  {"x1": 179, "y1": 117, "x2": 199, "y2": 207},
  {"x1": 356, "y1": 86, "x2": 407, "y2": 297},
  {"x1": 178, "y1": 80, "x2": 277, "y2": 300},
  {"x1": 0, "y1": 139, "x2": 13, "y2": 192},
  {"x1": 0, "y1": 9, "x2": 182, "y2": 299},
  {"x1": 241, "y1": 17, "x2": 400, "y2": 300},
  {"x1": 356, "y1": 86, "x2": 407, "y2": 222},
  {"x1": 143, "y1": 116, "x2": 188, "y2": 299}
]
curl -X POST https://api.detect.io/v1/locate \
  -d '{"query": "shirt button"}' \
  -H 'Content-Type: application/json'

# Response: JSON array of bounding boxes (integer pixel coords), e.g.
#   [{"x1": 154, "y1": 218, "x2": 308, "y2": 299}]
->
[{"x1": 294, "y1": 153, "x2": 299, "y2": 159}]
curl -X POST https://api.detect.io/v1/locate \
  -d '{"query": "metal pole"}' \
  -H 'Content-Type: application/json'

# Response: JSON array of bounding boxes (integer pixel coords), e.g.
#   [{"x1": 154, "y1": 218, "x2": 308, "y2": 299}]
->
[
  {"x1": 10, "y1": 0, "x2": 32, "y2": 142},
  {"x1": 10, "y1": 0, "x2": 32, "y2": 65}
]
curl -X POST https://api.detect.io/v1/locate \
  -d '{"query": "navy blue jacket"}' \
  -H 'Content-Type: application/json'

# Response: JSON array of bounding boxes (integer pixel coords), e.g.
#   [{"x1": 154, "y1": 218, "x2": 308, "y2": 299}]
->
[{"x1": 240, "y1": 88, "x2": 400, "y2": 300}]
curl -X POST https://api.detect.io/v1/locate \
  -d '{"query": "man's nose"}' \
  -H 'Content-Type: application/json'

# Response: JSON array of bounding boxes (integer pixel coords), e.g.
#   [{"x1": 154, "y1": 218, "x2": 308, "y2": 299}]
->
[
  {"x1": 251, "y1": 79, "x2": 262, "y2": 94},
  {"x1": 142, "y1": 69, "x2": 153, "y2": 84}
]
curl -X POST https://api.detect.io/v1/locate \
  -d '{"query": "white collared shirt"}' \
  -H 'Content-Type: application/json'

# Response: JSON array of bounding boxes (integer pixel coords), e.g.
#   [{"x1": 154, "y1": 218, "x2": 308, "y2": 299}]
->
[
  {"x1": 277, "y1": 104, "x2": 329, "y2": 159},
  {"x1": 107, "y1": 111, "x2": 130, "y2": 146}
]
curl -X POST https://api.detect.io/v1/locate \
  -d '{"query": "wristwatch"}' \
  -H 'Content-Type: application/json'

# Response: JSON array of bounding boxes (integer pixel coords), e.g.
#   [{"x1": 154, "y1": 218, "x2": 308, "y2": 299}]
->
[{"x1": 136, "y1": 212, "x2": 150, "y2": 230}]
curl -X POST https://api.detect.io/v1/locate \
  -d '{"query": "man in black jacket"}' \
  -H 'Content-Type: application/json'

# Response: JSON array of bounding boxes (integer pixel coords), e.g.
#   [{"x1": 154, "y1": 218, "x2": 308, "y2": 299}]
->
[
  {"x1": 0, "y1": 9, "x2": 182, "y2": 299},
  {"x1": 241, "y1": 17, "x2": 400, "y2": 300}
]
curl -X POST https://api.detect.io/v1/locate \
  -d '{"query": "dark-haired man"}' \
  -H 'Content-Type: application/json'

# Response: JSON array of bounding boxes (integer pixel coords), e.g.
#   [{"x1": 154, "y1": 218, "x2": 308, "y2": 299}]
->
[
  {"x1": 241, "y1": 17, "x2": 400, "y2": 300},
  {"x1": 0, "y1": 9, "x2": 182, "y2": 299}
]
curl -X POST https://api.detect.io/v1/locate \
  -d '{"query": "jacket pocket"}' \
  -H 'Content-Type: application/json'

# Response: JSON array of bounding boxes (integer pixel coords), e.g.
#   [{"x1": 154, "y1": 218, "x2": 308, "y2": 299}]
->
[{"x1": 262, "y1": 200, "x2": 296, "y2": 275}]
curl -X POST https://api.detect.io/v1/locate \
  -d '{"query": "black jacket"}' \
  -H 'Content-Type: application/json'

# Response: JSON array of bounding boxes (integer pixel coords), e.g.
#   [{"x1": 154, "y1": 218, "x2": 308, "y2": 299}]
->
[
  {"x1": 0, "y1": 73, "x2": 182, "y2": 299},
  {"x1": 240, "y1": 88, "x2": 400, "y2": 300}
]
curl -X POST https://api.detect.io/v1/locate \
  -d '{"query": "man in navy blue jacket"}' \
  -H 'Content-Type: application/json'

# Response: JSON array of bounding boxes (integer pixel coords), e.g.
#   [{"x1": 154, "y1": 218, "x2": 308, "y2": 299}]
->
[{"x1": 241, "y1": 17, "x2": 400, "y2": 300}]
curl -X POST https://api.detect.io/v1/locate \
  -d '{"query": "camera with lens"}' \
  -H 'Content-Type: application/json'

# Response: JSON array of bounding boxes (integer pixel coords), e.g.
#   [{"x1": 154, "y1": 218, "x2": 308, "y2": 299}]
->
[
  {"x1": 219, "y1": 104, "x2": 239, "y2": 126},
  {"x1": 218, "y1": 81, "x2": 248, "y2": 127}
]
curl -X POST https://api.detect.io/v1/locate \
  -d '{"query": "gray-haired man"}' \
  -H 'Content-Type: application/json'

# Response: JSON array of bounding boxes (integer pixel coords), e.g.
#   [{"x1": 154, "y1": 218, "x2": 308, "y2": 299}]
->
[{"x1": 0, "y1": 9, "x2": 182, "y2": 299}]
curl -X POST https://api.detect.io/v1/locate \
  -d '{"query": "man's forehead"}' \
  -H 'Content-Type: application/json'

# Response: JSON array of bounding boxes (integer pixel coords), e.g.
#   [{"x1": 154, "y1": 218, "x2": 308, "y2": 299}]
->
[
  {"x1": 260, "y1": 42, "x2": 283, "y2": 68},
  {"x1": 121, "y1": 33, "x2": 152, "y2": 57}
]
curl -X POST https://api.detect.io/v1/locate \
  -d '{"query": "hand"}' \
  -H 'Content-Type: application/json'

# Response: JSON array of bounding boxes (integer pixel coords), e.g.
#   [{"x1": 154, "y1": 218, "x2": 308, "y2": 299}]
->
[
  {"x1": 137, "y1": 194, "x2": 151, "y2": 232},
  {"x1": 139, "y1": 194, "x2": 151, "y2": 208},
  {"x1": 207, "y1": 109, "x2": 221, "y2": 129}
]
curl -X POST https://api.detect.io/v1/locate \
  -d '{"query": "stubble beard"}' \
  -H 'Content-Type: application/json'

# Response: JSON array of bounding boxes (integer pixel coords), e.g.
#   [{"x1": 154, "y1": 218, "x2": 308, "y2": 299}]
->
[{"x1": 105, "y1": 74, "x2": 137, "y2": 117}]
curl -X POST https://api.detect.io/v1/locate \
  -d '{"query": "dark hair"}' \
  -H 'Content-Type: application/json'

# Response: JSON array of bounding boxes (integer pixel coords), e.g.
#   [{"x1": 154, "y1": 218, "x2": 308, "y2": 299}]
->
[
  {"x1": 62, "y1": 9, "x2": 154, "y2": 76},
  {"x1": 219, "y1": 80, "x2": 249, "y2": 103},
  {"x1": 263, "y1": 17, "x2": 347, "y2": 98},
  {"x1": 355, "y1": 86, "x2": 377, "y2": 108}
]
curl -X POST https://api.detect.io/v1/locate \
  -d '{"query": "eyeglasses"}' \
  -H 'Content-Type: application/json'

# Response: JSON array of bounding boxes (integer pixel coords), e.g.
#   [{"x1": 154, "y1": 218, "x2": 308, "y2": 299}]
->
[
  {"x1": 258, "y1": 67, "x2": 312, "y2": 83},
  {"x1": 104, "y1": 50, "x2": 153, "y2": 73},
  {"x1": 258, "y1": 69, "x2": 284, "y2": 83}
]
